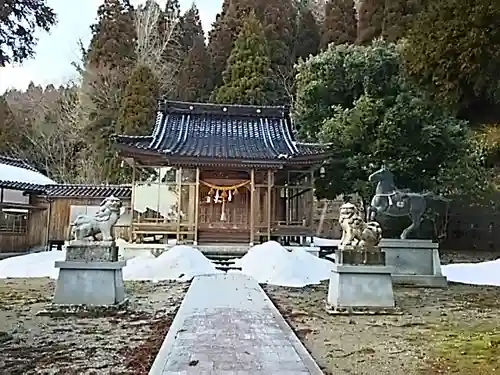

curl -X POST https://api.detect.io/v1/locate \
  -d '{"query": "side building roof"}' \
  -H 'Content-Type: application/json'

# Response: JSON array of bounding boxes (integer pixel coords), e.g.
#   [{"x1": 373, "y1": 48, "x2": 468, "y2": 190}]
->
[
  {"x1": 111, "y1": 100, "x2": 330, "y2": 168},
  {"x1": 0, "y1": 182, "x2": 132, "y2": 199}
]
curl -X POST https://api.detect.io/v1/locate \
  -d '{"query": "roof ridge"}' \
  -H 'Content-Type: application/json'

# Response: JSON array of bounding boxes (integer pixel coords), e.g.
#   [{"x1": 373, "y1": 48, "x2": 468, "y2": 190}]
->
[
  {"x1": 45, "y1": 183, "x2": 132, "y2": 187},
  {"x1": 159, "y1": 100, "x2": 290, "y2": 118},
  {"x1": 0, "y1": 154, "x2": 41, "y2": 172}
]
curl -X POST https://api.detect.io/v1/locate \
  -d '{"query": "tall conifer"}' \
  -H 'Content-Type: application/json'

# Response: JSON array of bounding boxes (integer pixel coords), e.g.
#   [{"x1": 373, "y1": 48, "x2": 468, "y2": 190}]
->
[
  {"x1": 320, "y1": 0, "x2": 356, "y2": 49},
  {"x1": 357, "y1": 0, "x2": 384, "y2": 44},
  {"x1": 214, "y1": 11, "x2": 276, "y2": 106}
]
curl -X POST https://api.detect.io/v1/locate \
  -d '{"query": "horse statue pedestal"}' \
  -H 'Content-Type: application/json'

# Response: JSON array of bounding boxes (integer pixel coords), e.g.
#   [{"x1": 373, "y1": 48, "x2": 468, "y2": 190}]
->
[
  {"x1": 327, "y1": 247, "x2": 396, "y2": 313},
  {"x1": 379, "y1": 239, "x2": 447, "y2": 288},
  {"x1": 53, "y1": 240, "x2": 126, "y2": 306}
]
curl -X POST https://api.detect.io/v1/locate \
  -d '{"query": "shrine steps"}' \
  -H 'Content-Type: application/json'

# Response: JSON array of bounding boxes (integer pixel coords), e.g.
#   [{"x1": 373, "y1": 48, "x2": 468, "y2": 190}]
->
[{"x1": 197, "y1": 229, "x2": 250, "y2": 244}]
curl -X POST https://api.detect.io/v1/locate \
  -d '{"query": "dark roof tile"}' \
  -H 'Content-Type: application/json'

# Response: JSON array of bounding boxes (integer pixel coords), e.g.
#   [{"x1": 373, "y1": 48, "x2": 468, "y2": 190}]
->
[
  {"x1": 0, "y1": 181, "x2": 131, "y2": 199},
  {"x1": 113, "y1": 101, "x2": 328, "y2": 165},
  {"x1": 0, "y1": 155, "x2": 41, "y2": 172},
  {"x1": 43, "y1": 184, "x2": 132, "y2": 198},
  {"x1": 0, "y1": 180, "x2": 45, "y2": 192}
]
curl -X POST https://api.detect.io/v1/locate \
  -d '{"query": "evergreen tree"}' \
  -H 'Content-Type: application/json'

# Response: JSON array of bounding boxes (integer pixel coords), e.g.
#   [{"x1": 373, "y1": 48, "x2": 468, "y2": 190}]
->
[
  {"x1": 179, "y1": 4, "x2": 204, "y2": 55},
  {"x1": 207, "y1": 0, "x2": 244, "y2": 89},
  {"x1": 158, "y1": 0, "x2": 181, "y2": 43},
  {"x1": 163, "y1": 0, "x2": 180, "y2": 18},
  {"x1": 175, "y1": 3, "x2": 211, "y2": 102},
  {"x1": 0, "y1": 0, "x2": 56, "y2": 66},
  {"x1": 84, "y1": 0, "x2": 137, "y2": 183},
  {"x1": 208, "y1": 0, "x2": 297, "y2": 95},
  {"x1": 177, "y1": 35, "x2": 212, "y2": 102},
  {"x1": 357, "y1": 0, "x2": 384, "y2": 45},
  {"x1": 214, "y1": 12, "x2": 276, "y2": 106},
  {"x1": 382, "y1": 0, "x2": 424, "y2": 42},
  {"x1": 0, "y1": 96, "x2": 22, "y2": 152},
  {"x1": 86, "y1": 0, "x2": 136, "y2": 69},
  {"x1": 320, "y1": 0, "x2": 357, "y2": 49},
  {"x1": 158, "y1": 0, "x2": 182, "y2": 59},
  {"x1": 295, "y1": 41, "x2": 490, "y2": 203},
  {"x1": 294, "y1": 6, "x2": 320, "y2": 60},
  {"x1": 152, "y1": 0, "x2": 184, "y2": 99},
  {"x1": 404, "y1": 0, "x2": 500, "y2": 119},
  {"x1": 118, "y1": 65, "x2": 159, "y2": 136},
  {"x1": 254, "y1": 0, "x2": 297, "y2": 68}
]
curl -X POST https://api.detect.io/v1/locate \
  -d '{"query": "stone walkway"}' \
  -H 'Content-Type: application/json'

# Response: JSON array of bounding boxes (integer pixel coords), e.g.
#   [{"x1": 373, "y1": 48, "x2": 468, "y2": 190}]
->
[{"x1": 149, "y1": 273, "x2": 323, "y2": 375}]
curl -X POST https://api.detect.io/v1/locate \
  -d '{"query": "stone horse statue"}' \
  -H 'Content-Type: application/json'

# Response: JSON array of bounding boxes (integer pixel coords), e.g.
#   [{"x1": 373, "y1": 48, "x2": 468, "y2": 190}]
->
[{"x1": 366, "y1": 166, "x2": 448, "y2": 239}]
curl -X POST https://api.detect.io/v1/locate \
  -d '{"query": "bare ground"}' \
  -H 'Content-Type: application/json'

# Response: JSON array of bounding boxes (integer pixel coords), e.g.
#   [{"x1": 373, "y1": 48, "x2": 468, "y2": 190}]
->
[
  {"x1": 0, "y1": 278, "x2": 188, "y2": 375},
  {"x1": 2, "y1": 251, "x2": 500, "y2": 375},
  {"x1": 264, "y1": 282, "x2": 500, "y2": 375}
]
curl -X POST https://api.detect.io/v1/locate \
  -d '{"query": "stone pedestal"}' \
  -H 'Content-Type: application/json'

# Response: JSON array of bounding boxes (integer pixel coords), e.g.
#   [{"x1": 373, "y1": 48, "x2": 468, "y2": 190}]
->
[
  {"x1": 53, "y1": 240, "x2": 126, "y2": 306},
  {"x1": 379, "y1": 239, "x2": 447, "y2": 287},
  {"x1": 327, "y1": 248, "x2": 395, "y2": 311}
]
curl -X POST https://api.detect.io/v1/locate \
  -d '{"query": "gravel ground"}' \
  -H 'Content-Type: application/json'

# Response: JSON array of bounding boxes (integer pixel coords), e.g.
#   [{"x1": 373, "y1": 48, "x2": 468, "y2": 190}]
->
[
  {"x1": 264, "y1": 281, "x2": 500, "y2": 375},
  {"x1": 1, "y1": 250, "x2": 498, "y2": 375},
  {"x1": 0, "y1": 278, "x2": 188, "y2": 375}
]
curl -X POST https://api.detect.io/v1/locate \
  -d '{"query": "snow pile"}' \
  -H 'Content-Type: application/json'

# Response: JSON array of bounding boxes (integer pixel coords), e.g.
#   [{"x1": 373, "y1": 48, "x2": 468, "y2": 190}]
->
[
  {"x1": 236, "y1": 241, "x2": 333, "y2": 287},
  {"x1": 0, "y1": 250, "x2": 64, "y2": 279},
  {"x1": 0, "y1": 163, "x2": 55, "y2": 185},
  {"x1": 123, "y1": 245, "x2": 221, "y2": 282},
  {"x1": 0, "y1": 246, "x2": 220, "y2": 282},
  {"x1": 442, "y1": 260, "x2": 500, "y2": 286}
]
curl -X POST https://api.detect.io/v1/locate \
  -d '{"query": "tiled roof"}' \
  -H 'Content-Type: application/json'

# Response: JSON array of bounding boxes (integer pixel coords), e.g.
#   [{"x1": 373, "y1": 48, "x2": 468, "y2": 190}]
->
[
  {"x1": 43, "y1": 184, "x2": 132, "y2": 198},
  {"x1": 112, "y1": 101, "x2": 328, "y2": 165},
  {"x1": 0, "y1": 181, "x2": 131, "y2": 199},
  {"x1": 0, "y1": 180, "x2": 45, "y2": 192},
  {"x1": 0, "y1": 155, "x2": 40, "y2": 172}
]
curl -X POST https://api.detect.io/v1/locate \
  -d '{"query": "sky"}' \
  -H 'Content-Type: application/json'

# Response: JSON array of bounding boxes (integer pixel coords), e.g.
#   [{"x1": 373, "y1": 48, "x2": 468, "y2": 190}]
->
[{"x1": 0, "y1": 0, "x2": 221, "y2": 93}]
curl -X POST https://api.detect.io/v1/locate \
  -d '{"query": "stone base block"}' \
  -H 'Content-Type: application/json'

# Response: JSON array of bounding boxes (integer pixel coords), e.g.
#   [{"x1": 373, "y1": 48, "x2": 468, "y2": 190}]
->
[
  {"x1": 380, "y1": 239, "x2": 448, "y2": 287},
  {"x1": 66, "y1": 240, "x2": 118, "y2": 262},
  {"x1": 327, "y1": 264, "x2": 395, "y2": 309},
  {"x1": 53, "y1": 261, "x2": 126, "y2": 306},
  {"x1": 336, "y1": 248, "x2": 385, "y2": 265}
]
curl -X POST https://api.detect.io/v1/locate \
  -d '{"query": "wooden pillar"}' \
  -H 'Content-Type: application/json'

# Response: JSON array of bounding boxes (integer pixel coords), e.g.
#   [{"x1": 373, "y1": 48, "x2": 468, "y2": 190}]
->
[
  {"x1": 129, "y1": 161, "x2": 136, "y2": 242},
  {"x1": 194, "y1": 167, "x2": 200, "y2": 245},
  {"x1": 267, "y1": 169, "x2": 272, "y2": 240},
  {"x1": 250, "y1": 168, "x2": 255, "y2": 246},
  {"x1": 176, "y1": 167, "x2": 182, "y2": 242},
  {"x1": 309, "y1": 170, "x2": 315, "y2": 241},
  {"x1": 156, "y1": 167, "x2": 161, "y2": 225}
]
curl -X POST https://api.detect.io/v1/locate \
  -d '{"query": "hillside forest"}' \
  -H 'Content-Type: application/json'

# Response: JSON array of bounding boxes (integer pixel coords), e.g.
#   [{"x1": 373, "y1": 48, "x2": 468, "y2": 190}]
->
[{"x1": 1, "y1": 0, "x2": 500, "y2": 206}]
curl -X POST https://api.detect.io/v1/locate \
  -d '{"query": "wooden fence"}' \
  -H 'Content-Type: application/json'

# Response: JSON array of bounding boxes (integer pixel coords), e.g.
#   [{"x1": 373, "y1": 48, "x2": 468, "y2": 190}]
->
[{"x1": 441, "y1": 206, "x2": 500, "y2": 251}]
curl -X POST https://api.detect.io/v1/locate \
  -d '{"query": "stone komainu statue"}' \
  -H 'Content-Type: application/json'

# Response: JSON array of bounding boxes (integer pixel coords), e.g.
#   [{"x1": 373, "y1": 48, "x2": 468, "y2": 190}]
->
[
  {"x1": 339, "y1": 202, "x2": 382, "y2": 251},
  {"x1": 70, "y1": 196, "x2": 122, "y2": 241}
]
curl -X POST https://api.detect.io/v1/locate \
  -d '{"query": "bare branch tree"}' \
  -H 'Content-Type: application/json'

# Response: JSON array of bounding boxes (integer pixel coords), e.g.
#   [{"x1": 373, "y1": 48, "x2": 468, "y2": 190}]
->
[
  {"x1": 5, "y1": 84, "x2": 87, "y2": 183},
  {"x1": 80, "y1": 65, "x2": 124, "y2": 116},
  {"x1": 134, "y1": 0, "x2": 183, "y2": 96},
  {"x1": 274, "y1": 65, "x2": 297, "y2": 107}
]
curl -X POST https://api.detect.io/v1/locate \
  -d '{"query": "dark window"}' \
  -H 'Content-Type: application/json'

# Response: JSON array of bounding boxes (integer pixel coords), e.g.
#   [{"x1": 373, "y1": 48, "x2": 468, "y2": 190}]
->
[{"x1": 0, "y1": 209, "x2": 28, "y2": 233}]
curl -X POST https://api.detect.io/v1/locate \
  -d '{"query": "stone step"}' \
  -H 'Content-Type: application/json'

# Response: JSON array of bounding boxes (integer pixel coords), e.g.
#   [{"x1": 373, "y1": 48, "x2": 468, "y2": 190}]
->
[{"x1": 215, "y1": 265, "x2": 242, "y2": 272}]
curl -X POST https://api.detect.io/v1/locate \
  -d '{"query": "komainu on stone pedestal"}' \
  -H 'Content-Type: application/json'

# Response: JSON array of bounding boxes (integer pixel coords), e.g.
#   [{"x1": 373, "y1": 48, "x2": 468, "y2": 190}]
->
[
  {"x1": 53, "y1": 197, "x2": 126, "y2": 307},
  {"x1": 338, "y1": 203, "x2": 382, "y2": 251},
  {"x1": 71, "y1": 196, "x2": 122, "y2": 241},
  {"x1": 328, "y1": 203, "x2": 395, "y2": 313}
]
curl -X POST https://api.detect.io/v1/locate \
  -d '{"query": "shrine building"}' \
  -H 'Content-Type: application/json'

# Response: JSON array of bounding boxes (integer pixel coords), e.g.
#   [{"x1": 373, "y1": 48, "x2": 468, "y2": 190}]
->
[{"x1": 112, "y1": 100, "x2": 329, "y2": 245}]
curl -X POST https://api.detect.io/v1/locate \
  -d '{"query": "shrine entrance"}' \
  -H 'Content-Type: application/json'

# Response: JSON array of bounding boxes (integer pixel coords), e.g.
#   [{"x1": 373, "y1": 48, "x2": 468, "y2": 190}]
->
[{"x1": 197, "y1": 170, "x2": 251, "y2": 244}]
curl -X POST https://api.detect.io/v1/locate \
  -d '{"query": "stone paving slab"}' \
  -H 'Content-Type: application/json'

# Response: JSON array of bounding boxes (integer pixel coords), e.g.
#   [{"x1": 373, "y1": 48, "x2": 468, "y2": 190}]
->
[{"x1": 149, "y1": 273, "x2": 323, "y2": 375}]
